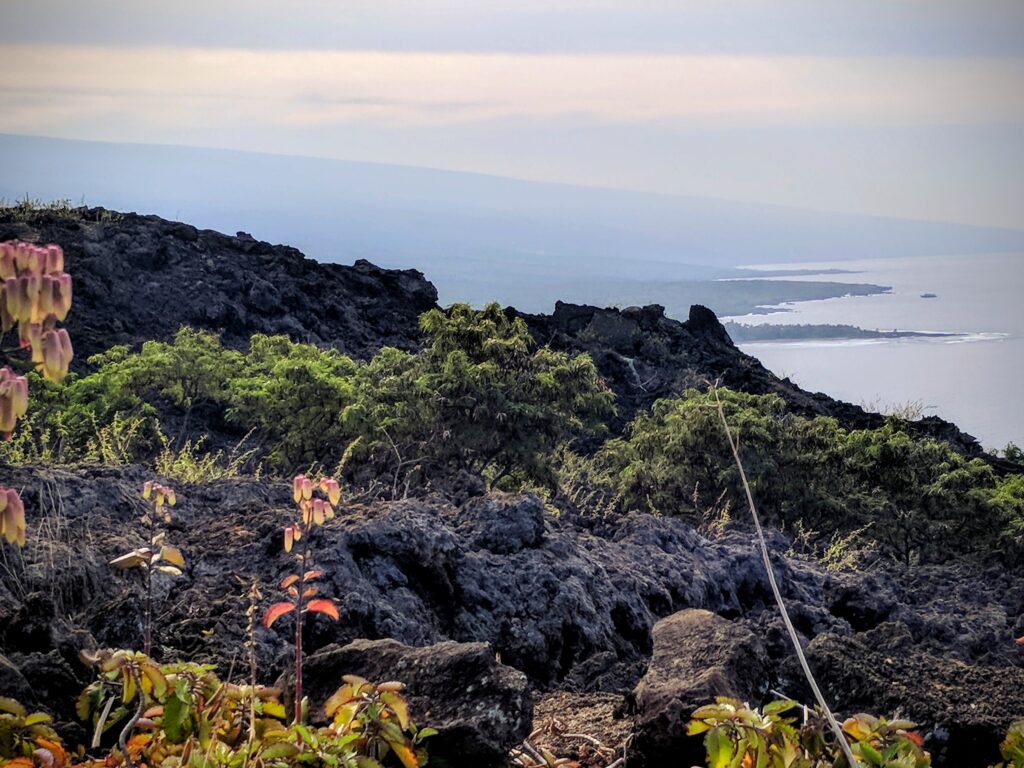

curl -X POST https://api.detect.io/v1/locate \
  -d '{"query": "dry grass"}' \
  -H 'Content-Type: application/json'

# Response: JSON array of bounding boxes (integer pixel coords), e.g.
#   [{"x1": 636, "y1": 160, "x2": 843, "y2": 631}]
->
[{"x1": 0, "y1": 477, "x2": 103, "y2": 618}]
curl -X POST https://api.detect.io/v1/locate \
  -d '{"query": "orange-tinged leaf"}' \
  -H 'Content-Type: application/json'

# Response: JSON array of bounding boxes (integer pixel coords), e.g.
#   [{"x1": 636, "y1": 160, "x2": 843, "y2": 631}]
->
[
  {"x1": 280, "y1": 574, "x2": 299, "y2": 589},
  {"x1": 110, "y1": 549, "x2": 151, "y2": 569},
  {"x1": 263, "y1": 602, "x2": 295, "y2": 628},
  {"x1": 380, "y1": 691, "x2": 410, "y2": 730},
  {"x1": 305, "y1": 599, "x2": 339, "y2": 620},
  {"x1": 1016, "y1": 635, "x2": 1024, "y2": 645},
  {"x1": 287, "y1": 586, "x2": 299, "y2": 598},
  {"x1": 388, "y1": 740, "x2": 420, "y2": 768},
  {"x1": 902, "y1": 731, "x2": 925, "y2": 747},
  {"x1": 302, "y1": 587, "x2": 319, "y2": 599},
  {"x1": 303, "y1": 569, "x2": 323, "y2": 582},
  {"x1": 35, "y1": 738, "x2": 67, "y2": 764},
  {"x1": 159, "y1": 545, "x2": 185, "y2": 568}
]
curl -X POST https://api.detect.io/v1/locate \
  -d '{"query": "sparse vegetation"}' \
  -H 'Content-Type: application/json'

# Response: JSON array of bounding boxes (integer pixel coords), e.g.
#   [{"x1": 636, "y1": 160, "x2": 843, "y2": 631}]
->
[
  {"x1": 108, "y1": 482, "x2": 185, "y2": 657},
  {"x1": 688, "y1": 698, "x2": 931, "y2": 768},
  {"x1": 263, "y1": 475, "x2": 342, "y2": 723}
]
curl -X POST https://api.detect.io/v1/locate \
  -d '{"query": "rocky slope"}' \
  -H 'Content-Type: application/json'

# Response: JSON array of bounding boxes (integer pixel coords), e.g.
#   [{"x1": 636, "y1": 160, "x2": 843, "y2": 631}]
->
[
  {"x1": 0, "y1": 207, "x2": 438, "y2": 362},
  {"x1": 0, "y1": 465, "x2": 1021, "y2": 764}
]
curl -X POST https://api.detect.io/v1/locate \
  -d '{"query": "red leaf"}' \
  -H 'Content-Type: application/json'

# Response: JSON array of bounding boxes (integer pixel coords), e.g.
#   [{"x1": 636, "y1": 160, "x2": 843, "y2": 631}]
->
[
  {"x1": 263, "y1": 602, "x2": 296, "y2": 628},
  {"x1": 302, "y1": 587, "x2": 319, "y2": 599},
  {"x1": 280, "y1": 574, "x2": 299, "y2": 589},
  {"x1": 305, "y1": 599, "x2": 340, "y2": 621}
]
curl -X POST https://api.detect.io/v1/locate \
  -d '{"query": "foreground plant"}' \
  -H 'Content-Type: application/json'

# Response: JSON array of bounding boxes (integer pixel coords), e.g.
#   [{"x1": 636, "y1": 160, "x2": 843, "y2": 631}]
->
[
  {"x1": 0, "y1": 696, "x2": 69, "y2": 767},
  {"x1": 324, "y1": 676, "x2": 435, "y2": 768},
  {"x1": 992, "y1": 720, "x2": 1024, "y2": 768},
  {"x1": 688, "y1": 697, "x2": 930, "y2": 768},
  {"x1": 74, "y1": 651, "x2": 429, "y2": 768},
  {"x1": 0, "y1": 240, "x2": 74, "y2": 548},
  {"x1": 109, "y1": 482, "x2": 185, "y2": 656},
  {"x1": 264, "y1": 475, "x2": 342, "y2": 722}
]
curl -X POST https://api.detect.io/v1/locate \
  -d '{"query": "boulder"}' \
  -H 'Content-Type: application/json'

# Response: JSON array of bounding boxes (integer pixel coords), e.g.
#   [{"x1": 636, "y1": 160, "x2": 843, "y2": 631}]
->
[
  {"x1": 629, "y1": 609, "x2": 769, "y2": 768},
  {"x1": 455, "y1": 493, "x2": 545, "y2": 555},
  {"x1": 302, "y1": 638, "x2": 532, "y2": 768},
  {"x1": 785, "y1": 625, "x2": 1024, "y2": 767}
]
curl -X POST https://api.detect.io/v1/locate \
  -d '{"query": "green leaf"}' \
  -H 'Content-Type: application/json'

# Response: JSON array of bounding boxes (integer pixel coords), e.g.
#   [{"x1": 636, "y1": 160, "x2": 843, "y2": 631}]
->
[
  {"x1": 705, "y1": 727, "x2": 736, "y2": 768},
  {"x1": 163, "y1": 690, "x2": 191, "y2": 744},
  {"x1": 380, "y1": 691, "x2": 410, "y2": 731},
  {"x1": 763, "y1": 700, "x2": 798, "y2": 717},
  {"x1": 0, "y1": 697, "x2": 27, "y2": 717},
  {"x1": 688, "y1": 720, "x2": 713, "y2": 736},
  {"x1": 259, "y1": 743, "x2": 300, "y2": 759},
  {"x1": 261, "y1": 700, "x2": 287, "y2": 719}
]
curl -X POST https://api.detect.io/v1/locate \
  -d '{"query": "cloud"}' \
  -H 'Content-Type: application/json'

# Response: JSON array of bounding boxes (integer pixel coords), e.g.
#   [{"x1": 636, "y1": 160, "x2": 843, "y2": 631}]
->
[
  {"x1": 1, "y1": 45, "x2": 1022, "y2": 137},
  {"x1": 3, "y1": 1, "x2": 1023, "y2": 56}
]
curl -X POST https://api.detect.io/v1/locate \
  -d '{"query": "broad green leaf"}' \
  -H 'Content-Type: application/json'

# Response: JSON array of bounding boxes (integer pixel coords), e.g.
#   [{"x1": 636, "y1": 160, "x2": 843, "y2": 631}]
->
[
  {"x1": 164, "y1": 691, "x2": 191, "y2": 744},
  {"x1": 260, "y1": 743, "x2": 300, "y2": 759},
  {"x1": 705, "y1": 728, "x2": 735, "y2": 768},
  {"x1": 0, "y1": 697, "x2": 27, "y2": 718}
]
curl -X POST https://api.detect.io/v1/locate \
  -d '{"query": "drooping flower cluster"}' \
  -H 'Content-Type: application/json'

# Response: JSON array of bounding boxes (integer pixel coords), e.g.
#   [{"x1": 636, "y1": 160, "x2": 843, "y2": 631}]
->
[
  {"x1": 0, "y1": 365, "x2": 28, "y2": 437},
  {"x1": 0, "y1": 486, "x2": 26, "y2": 547},
  {"x1": 1, "y1": 240, "x2": 74, "y2": 382},
  {"x1": 141, "y1": 479, "x2": 177, "y2": 513},
  {"x1": 0, "y1": 241, "x2": 74, "y2": 549},
  {"x1": 284, "y1": 474, "x2": 341, "y2": 552}
]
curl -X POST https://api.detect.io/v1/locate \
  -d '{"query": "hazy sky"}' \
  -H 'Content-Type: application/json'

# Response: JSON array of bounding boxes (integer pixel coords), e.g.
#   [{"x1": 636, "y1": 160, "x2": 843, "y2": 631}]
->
[{"x1": 2, "y1": 1, "x2": 1022, "y2": 228}]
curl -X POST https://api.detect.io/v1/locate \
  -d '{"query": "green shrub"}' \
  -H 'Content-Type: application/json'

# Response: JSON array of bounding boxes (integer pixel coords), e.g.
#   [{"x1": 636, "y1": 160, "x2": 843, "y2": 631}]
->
[
  {"x1": 572, "y1": 387, "x2": 1015, "y2": 563},
  {"x1": 688, "y1": 697, "x2": 931, "y2": 768}
]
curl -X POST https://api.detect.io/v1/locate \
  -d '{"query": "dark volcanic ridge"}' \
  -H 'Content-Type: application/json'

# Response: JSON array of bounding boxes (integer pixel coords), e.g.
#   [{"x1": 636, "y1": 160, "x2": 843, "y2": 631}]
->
[{"x1": 0, "y1": 205, "x2": 999, "y2": 464}]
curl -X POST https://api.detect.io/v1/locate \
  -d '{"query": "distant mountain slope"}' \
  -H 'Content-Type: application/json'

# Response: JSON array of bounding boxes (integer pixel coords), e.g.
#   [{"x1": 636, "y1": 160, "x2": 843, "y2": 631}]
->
[{"x1": 3, "y1": 134, "x2": 1023, "y2": 314}]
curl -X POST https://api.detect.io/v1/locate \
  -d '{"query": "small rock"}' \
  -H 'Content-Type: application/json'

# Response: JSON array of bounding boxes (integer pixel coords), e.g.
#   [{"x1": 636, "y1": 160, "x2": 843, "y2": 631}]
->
[{"x1": 455, "y1": 493, "x2": 545, "y2": 554}]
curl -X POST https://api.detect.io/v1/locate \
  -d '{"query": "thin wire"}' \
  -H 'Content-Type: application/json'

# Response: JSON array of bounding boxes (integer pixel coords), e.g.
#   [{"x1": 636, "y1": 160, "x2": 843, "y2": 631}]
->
[{"x1": 712, "y1": 385, "x2": 860, "y2": 768}]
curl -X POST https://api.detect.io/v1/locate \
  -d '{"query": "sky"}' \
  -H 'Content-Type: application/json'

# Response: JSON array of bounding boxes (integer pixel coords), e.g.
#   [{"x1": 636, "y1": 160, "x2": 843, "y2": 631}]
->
[{"x1": 2, "y1": 1, "x2": 1023, "y2": 228}]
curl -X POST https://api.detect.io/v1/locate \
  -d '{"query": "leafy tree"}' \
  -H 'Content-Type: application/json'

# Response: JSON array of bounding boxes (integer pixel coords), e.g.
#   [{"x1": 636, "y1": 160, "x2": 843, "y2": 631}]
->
[
  {"x1": 387, "y1": 303, "x2": 614, "y2": 489},
  {"x1": 226, "y1": 335, "x2": 360, "y2": 469}
]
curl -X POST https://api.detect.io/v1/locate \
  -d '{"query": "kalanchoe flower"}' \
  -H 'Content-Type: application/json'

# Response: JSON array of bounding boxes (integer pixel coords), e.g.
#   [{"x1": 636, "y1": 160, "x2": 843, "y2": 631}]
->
[
  {"x1": 0, "y1": 486, "x2": 26, "y2": 547},
  {"x1": 0, "y1": 366, "x2": 29, "y2": 437},
  {"x1": 321, "y1": 477, "x2": 342, "y2": 506},
  {"x1": 39, "y1": 327, "x2": 73, "y2": 382},
  {"x1": 0, "y1": 241, "x2": 73, "y2": 382}
]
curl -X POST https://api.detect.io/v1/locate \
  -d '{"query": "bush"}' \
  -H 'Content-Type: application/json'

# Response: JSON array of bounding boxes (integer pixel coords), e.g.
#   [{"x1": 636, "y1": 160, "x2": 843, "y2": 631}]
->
[
  {"x1": 688, "y1": 697, "x2": 931, "y2": 768},
  {"x1": 572, "y1": 387, "x2": 1016, "y2": 564},
  {"x1": 16, "y1": 306, "x2": 613, "y2": 494}
]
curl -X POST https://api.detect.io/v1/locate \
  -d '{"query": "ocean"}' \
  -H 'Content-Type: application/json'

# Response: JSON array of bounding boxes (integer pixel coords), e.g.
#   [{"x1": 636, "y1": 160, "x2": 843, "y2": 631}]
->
[{"x1": 724, "y1": 253, "x2": 1024, "y2": 451}]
